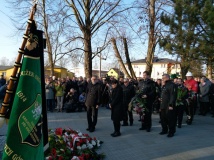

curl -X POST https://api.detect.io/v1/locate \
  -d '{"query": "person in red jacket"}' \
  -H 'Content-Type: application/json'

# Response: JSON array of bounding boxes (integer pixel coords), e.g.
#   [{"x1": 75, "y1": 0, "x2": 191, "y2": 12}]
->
[{"x1": 184, "y1": 72, "x2": 198, "y2": 125}]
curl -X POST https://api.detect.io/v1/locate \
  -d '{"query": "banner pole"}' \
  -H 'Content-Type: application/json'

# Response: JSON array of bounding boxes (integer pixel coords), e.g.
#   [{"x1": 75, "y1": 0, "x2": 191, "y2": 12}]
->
[{"x1": 0, "y1": 4, "x2": 37, "y2": 127}]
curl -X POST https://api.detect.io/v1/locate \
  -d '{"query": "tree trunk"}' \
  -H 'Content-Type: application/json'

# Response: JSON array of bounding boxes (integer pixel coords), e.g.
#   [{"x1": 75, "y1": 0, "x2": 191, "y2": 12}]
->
[
  {"x1": 145, "y1": 0, "x2": 156, "y2": 75},
  {"x1": 122, "y1": 37, "x2": 136, "y2": 79},
  {"x1": 207, "y1": 59, "x2": 212, "y2": 79},
  {"x1": 180, "y1": 57, "x2": 190, "y2": 79},
  {"x1": 111, "y1": 38, "x2": 131, "y2": 79},
  {"x1": 42, "y1": 0, "x2": 54, "y2": 76},
  {"x1": 84, "y1": 33, "x2": 92, "y2": 78}
]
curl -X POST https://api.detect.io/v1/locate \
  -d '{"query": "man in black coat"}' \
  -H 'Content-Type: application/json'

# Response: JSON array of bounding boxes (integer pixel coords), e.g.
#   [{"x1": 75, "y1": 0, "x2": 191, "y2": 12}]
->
[
  {"x1": 122, "y1": 78, "x2": 135, "y2": 126},
  {"x1": 85, "y1": 75, "x2": 102, "y2": 132},
  {"x1": 210, "y1": 79, "x2": 214, "y2": 117},
  {"x1": 109, "y1": 79, "x2": 123, "y2": 137},
  {"x1": 159, "y1": 74, "x2": 177, "y2": 137},
  {"x1": 138, "y1": 71, "x2": 156, "y2": 132}
]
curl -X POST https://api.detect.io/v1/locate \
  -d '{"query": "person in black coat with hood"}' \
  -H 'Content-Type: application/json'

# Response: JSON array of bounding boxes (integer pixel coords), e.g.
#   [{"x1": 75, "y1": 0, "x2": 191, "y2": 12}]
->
[{"x1": 109, "y1": 79, "x2": 123, "y2": 137}]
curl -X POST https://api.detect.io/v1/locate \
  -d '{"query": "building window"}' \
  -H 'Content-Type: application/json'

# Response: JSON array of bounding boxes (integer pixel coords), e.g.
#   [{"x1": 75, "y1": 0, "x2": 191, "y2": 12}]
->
[{"x1": 161, "y1": 64, "x2": 166, "y2": 68}]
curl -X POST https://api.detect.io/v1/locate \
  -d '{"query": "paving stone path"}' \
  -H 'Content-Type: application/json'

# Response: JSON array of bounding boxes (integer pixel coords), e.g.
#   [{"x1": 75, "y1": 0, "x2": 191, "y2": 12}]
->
[{"x1": 1, "y1": 107, "x2": 214, "y2": 160}]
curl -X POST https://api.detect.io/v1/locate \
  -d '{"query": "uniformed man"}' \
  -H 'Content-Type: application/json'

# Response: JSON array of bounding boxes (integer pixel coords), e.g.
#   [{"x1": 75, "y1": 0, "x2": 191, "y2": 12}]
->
[{"x1": 184, "y1": 71, "x2": 198, "y2": 125}]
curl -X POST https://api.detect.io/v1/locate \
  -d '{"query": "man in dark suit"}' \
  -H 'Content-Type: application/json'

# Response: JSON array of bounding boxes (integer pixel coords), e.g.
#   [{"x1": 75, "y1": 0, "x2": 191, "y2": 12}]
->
[
  {"x1": 85, "y1": 75, "x2": 102, "y2": 132},
  {"x1": 121, "y1": 78, "x2": 135, "y2": 126},
  {"x1": 159, "y1": 74, "x2": 177, "y2": 137}
]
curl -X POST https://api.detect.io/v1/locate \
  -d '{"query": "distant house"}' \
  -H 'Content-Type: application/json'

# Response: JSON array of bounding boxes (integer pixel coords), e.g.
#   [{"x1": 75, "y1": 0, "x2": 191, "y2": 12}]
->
[
  {"x1": 0, "y1": 65, "x2": 74, "y2": 80},
  {"x1": 107, "y1": 68, "x2": 124, "y2": 79},
  {"x1": 125, "y1": 57, "x2": 180, "y2": 79},
  {"x1": 0, "y1": 65, "x2": 14, "y2": 80},
  {"x1": 45, "y1": 65, "x2": 74, "y2": 78},
  {"x1": 70, "y1": 67, "x2": 108, "y2": 78}
]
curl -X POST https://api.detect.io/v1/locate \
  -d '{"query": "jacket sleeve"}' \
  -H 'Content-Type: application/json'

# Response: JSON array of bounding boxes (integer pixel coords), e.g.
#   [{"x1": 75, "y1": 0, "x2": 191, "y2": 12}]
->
[
  {"x1": 200, "y1": 85, "x2": 210, "y2": 97},
  {"x1": 169, "y1": 84, "x2": 177, "y2": 107},
  {"x1": 96, "y1": 84, "x2": 102, "y2": 105}
]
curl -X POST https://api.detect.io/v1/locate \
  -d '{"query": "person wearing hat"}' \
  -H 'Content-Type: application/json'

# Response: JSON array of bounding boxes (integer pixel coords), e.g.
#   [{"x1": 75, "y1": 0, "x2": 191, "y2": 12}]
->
[
  {"x1": 184, "y1": 71, "x2": 198, "y2": 125},
  {"x1": 109, "y1": 79, "x2": 123, "y2": 137}
]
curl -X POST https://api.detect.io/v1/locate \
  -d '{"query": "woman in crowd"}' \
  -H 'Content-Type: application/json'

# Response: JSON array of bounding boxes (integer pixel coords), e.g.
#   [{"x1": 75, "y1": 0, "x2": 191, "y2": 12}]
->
[
  {"x1": 55, "y1": 80, "x2": 65, "y2": 112},
  {"x1": 109, "y1": 79, "x2": 123, "y2": 137}
]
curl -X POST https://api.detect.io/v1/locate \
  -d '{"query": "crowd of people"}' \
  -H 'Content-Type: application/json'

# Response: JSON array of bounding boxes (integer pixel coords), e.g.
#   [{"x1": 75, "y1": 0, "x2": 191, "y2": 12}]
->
[
  {"x1": 44, "y1": 71, "x2": 214, "y2": 138},
  {"x1": 1, "y1": 70, "x2": 214, "y2": 138}
]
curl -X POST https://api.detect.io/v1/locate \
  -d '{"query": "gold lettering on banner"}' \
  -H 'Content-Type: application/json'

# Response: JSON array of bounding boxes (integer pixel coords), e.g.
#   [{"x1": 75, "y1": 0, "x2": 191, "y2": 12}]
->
[
  {"x1": 20, "y1": 70, "x2": 41, "y2": 84},
  {"x1": 4, "y1": 144, "x2": 14, "y2": 156},
  {"x1": 12, "y1": 154, "x2": 24, "y2": 160}
]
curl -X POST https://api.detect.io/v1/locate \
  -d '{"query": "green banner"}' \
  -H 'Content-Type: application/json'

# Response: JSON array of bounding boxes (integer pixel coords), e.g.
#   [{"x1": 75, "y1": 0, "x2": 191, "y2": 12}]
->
[{"x1": 2, "y1": 55, "x2": 44, "y2": 160}]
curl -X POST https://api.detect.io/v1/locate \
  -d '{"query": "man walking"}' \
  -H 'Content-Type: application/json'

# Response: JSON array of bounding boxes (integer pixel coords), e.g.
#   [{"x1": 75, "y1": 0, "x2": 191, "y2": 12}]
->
[{"x1": 85, "y1": 75, "x2": 102, "y2": 132}]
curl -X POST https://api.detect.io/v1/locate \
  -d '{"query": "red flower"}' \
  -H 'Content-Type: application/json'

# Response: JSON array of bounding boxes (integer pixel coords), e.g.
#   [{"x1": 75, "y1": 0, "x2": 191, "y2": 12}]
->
[
  {"x1": 51, "y1": 148, "x2": 57, "y2": 157},
  {"x1": 58, "y1": 156, "x2": 63, "y2": 160},
  {"x1": 55, "y1": 128, "x2": 63, "y2": 136},
  {"x1": 48, "y1": 156, "x2": 53, "y2": 160},
  {"x1": 93, "y1": 137, "x2": 96, "y2": 140},
  {"x1": 76, "y1": 142, "x2": 81, "y2": 146},
  {"x1": 78, "y1": 156, "x2": 84, "y2": 160}
]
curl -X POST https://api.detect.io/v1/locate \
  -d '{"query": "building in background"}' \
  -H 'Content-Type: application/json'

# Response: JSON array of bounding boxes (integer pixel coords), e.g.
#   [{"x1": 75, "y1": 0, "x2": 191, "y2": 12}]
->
[
  {"x1": 125, "y1": 57, "x2": 180, "y2": 80},
  {"x1": 0, "y1": 65, "x2": 74, "y2": 80}
]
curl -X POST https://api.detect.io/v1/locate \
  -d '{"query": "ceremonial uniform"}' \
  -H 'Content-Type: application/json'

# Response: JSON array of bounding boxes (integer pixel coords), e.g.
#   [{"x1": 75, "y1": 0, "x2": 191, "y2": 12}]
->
[{"x1": 184, "y1": 77, "x2": 198, "y2": 125}]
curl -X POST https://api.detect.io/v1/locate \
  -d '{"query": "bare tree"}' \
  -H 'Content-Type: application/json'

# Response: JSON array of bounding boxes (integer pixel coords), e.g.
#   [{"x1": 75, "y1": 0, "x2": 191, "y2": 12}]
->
[
  {"x1": 64, "y1": 0, "x2": 129, "y2": 77},
  {"x1": 111, "y1": 37, "x2": 131, "y2": 78}
]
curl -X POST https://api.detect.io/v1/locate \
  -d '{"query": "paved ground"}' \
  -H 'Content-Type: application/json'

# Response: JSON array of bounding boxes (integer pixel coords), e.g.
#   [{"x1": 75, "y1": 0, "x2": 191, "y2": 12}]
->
[{"x1": 1, "y1": 107, "x2": 214, "y2": 160}]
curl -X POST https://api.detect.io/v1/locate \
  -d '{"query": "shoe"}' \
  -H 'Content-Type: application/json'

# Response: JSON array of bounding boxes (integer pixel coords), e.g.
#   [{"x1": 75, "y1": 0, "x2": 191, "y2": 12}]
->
[
  {"x1": 159, "y1": 120, "x2": 161, "y2": 123},
  {"x1": 110, "y1": 132, "x2": 116, "y2": 136},
  {"x1": 139, "y1": 127, "x2": 146, "y2": 130},
  {"x1": 111, "y1": 132, "x2": 121, "y2": 137},
  {"x1": 122, "y1": 123, "x2": 128, "y2": 126},
  {"x1": 57, "y1": 110, "x2": 60, "y2": 112},
  {"x1": 177, "y1": 125, "x2": 181, "y2": 128},
  {"x1": 159, "y1": 131, "x2": 168, "y2": 135},
  {"x1": 89, "y1": 128, "x2": 95, "y2": 132},
  {"x1": 86, "y1": 128, "x2": 90, "y2": 131},
  {"x1": 186, "y1": 121, "x2": 192, "y2": 125},
  {"x1": 167, "y1": 133, "x2": 174, "y2": 137},
  {"x1": 146, "y1": 128, "x2": 151, "y2": 132},
  {"x1": 130, "y1": 122, "x2": 133, "y2": 126}
]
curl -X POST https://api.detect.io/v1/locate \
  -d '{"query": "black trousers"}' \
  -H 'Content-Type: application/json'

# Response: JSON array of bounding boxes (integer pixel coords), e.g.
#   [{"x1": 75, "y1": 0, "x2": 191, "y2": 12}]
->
[
  {"x1": 185, "y1": 100, "x2": 194, "y2": 123},
  {"x1": 160, "y1": 109, "x2": 176, "y2": 134},
  {"x1": 175, "y1": 105, "x2": 185, "y2": 125},
  {"x1": 113, "y1": 121, "x2": 121, "y2": 133},
  {"x1": 87, "y1": 106, "x2": 98, "y2": 129},
  {"x1": 199, "y1": 102, "x2": 209, "y2": 115},
  {"x1": 123, "y1": 105, "x2": 133, "y2": 124},
  {"x1": 142, "y1": 107, "x2": 152, "y2": 129}
]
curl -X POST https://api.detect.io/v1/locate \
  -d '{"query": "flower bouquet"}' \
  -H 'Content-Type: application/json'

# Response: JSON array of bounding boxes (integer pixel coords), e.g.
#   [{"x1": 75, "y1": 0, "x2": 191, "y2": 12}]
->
[
  {"x1": 45, "y1": 128, "x2": 105, "y2": 160},
  {"x1": 176, "y1": 86, "x2": 188, "y2": 106},
  {"x1": 128, "y1": 92, "x2": 147, "y2": 115}
]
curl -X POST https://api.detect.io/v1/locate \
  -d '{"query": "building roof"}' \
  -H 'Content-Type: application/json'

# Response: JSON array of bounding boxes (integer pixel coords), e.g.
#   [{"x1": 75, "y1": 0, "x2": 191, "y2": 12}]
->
[
  {"x1": 131, "y1": 57, "x2": 178, "y2": 64},
  {"x1": 0, "y1": 65, "x2": 13, "y2": 70},
  {"x1": 45, "y1": 65, "x2": 67, "y2": 69}
]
